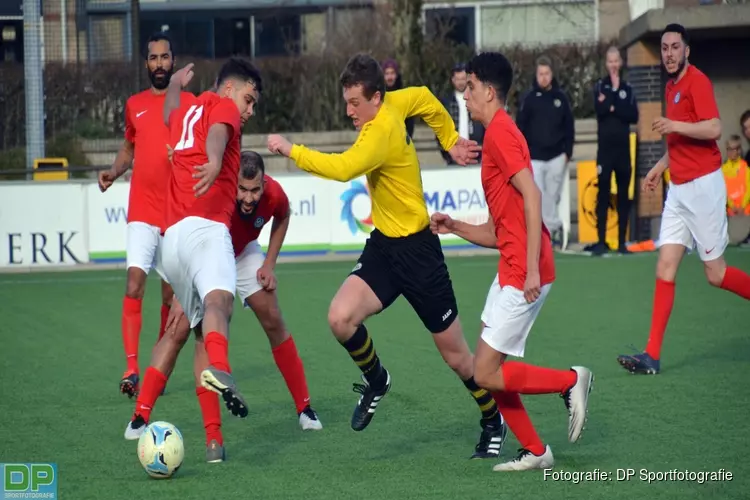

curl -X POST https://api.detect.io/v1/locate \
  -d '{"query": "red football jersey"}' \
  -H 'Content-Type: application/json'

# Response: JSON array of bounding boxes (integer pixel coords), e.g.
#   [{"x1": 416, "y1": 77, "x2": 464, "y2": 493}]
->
[
  {"x1": 665, "y1": 64, "x2": 721, "y2": 184},
  {"x1": 124, "y1": 90, "x2": 187, "y2": 231},
  {"x1": 231, "y1": 175, "x2": 290, "y2": 256},
  {"x1": 166, "y1": 91, "x2": 242, "y2": 230},
  {"x1": 482, "y1": 110, "x2": 555, "y2": 290}
]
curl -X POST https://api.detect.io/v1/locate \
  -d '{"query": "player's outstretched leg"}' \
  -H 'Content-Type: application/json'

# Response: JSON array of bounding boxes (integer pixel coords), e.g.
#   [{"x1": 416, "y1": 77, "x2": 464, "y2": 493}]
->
[
  {"x1": 120, "y1": 267, "x2": 148, "y2": 398},
  {"x1": 328, "y1": 276, "x2": 390, "y2": 432},
  {"x1": 124, "y1": 304, "x2": 191, "y2": 440},
  {"x1": 200, "y1": 290, "x2": 249, "y2": 418},
  {"x1": 156, "y1": 281, "x2": 174, "y2": 396},
  {"x1": 430, "y1": 317, "x2": 507, "y2": 459},
  {"x1": 246, "y1": 290, "x2": 322, "y2": 431},
  {"x1": 194, "y1": 336, "x2": 225, "y2": 462},
  {"x1": 617, "y1": 244, "x2": 682, "y2": 374},
  {"x1": 474, "y1": 341, "x2": 593, "y2": 471}
]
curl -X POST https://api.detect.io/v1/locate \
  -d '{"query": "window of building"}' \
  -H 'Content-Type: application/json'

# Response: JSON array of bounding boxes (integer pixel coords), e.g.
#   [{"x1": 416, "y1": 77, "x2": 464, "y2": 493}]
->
[
  {"x1": 88, "y1": 14, "x2": 129, "y2": 61},
  {"x1": 423, "y1": 1, "x2": 596, "y2": 49},
  {"x1": 424, "y1": 6, "x2": 476, "y2": 48},
  {"x1": 480, "y1": 2, "x2": 595, "y2": 47},
  {"x1": 0, "y1": 21, "x2": 23, "y2": 63},
  {"x1": 214, "y1": 17, "x2": 252, "y2": 58},
  {"x1": 254, "y1": 14, "x2": 301, "y2": 57}
]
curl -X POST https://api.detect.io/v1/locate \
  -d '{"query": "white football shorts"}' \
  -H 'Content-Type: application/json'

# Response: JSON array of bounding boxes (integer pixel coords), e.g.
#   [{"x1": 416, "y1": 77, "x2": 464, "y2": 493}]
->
[
  {"x1": 161, "y1": 216, "x2": 236, "y2": 328},
  {"x1": 658, "y1": 168, "x2": 728, "y2": 261},
  {"x1": 480, "y1": 274, "x2": 552, "y2": 358},
  {"x1": 125, "y1": 221, "x2": 167, "y2": 280}
]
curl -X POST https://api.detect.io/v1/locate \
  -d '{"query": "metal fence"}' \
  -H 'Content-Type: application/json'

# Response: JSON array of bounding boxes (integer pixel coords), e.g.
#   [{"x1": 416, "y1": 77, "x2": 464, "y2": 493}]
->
[{"x1": 0, "y1": 0, "x2": 144, "y2": 178}]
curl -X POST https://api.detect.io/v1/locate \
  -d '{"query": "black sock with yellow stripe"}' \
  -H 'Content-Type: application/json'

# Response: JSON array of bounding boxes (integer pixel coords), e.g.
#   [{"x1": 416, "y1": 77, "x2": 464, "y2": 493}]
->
[
  {"x1": 341, "y1": 324, "x2": 387, "y2": 390},
  {"x1": 463, "y1": 376, "x2": 500, "y2": 423}
]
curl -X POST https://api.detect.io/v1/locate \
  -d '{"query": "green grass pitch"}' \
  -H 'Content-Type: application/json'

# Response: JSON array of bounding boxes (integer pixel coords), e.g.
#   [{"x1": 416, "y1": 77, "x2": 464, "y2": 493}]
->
[{"x1": 1, "y1": 249, "x2": 749, "y2": 499}]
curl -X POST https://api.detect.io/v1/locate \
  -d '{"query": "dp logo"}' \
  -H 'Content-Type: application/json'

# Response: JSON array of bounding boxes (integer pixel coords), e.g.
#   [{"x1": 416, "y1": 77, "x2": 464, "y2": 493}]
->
[{"x1": 2, "y1": 463, "x2": 57, "y2": 499}]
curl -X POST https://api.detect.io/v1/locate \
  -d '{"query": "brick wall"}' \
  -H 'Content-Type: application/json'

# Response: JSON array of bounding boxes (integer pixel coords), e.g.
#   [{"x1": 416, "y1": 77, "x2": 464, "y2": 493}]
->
[{"x1": 627, "y1": 40, "x2": 664, "y2": 240}]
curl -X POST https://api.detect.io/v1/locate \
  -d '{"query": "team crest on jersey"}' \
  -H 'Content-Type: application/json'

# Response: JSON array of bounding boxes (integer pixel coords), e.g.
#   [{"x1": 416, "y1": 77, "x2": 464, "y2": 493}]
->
[
  {"x1": 254, "y1": 216, "x2": 265, "y2": 228},
  {"x1": 553, "y1": 99, "x2": 561, "y2": 108},
  {"x1": 674, "y1": 92, "x2": 681, "y2": 104},
  {"x1": 619, "y1": 90, "x2": 627, "y2": 99}
]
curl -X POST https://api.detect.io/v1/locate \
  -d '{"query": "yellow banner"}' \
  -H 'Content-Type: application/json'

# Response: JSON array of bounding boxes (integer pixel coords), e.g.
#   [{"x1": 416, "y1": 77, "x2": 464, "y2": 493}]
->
[{"x1": 577, "y1": 133, "x2": 636, "y2": 248}]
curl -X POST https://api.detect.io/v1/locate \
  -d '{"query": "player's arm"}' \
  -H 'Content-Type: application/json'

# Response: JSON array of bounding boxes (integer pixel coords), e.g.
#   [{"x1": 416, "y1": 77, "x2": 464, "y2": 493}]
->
[
  {"x1": 446, "y1": 216, "x2": 496, "y2": 249},
  {"x1": 654, "y1": 152, "x2": 669, "y2": 173},
  {"x1": 673, "y1": 118, "x2": 721, "y2": 141},
  {"x1": 673, "y1": 76, "x2": 721, "y2": 141},
  {"x1": 100, "y1": 101, "x2": 135, "y2": 190},
  {"x1": 385, "y1": 86, "x2": 459, "y2": 151},
  {"x1": 164, "y1": 78, "x2": 183, "y2": 127},
  {"x1": 164, "y1": 63, "x2": 194, "y2": 126},
  {"x1": 111, "y1": 139, "x2": 135, "y2": 178},
  {"x1": 511, "y1": 168, "x2": 543, "y2": 277},
  {"x1": 264, "y1": 201, "x2": 291, "y2": 270},
  {"x1": 287, "y1": 123, "x2": 388, "y2": 182},
  {"x1": 206, "y1": 124, "x2": 231, "y2": 166}
]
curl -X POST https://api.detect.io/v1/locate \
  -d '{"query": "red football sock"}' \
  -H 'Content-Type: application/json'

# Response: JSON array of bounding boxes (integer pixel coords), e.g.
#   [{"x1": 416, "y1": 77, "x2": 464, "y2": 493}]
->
[
  {"x1": 272, "y1": 336, "x2": 311, "y2": 413},
  {"x1": 196, "y1": 387, "x2": 223, "y2": 446},
  {"x1": 644, "y1": 279, "x2": 676, "y2": 360},
  {"x1": 501, "y1": 361, "x2": 577, "y2": 395},
  {"x1": 134, "y1": 367, "x2": 167, "y2": 422},
  {"x1": 158, "y1": 304, "x2": 170, "y2": 341},
  {"x1": 492, "y1": 391, "x2": 545, "y2": 456},
  {"x1": 720, "y1": 267, "x2": 750, "y2": 300},
  {"x1": 204, "y1": 332, "x2": 231, "y2": 372},
  {"x1": 122, "y1": 297, "x2": 143, "y2": 374}
]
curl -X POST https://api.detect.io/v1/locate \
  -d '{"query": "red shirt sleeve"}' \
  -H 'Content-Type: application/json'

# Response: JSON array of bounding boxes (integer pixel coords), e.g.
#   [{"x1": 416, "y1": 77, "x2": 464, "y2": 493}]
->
[
  {"x1": 691, "y1": 74, "x2": 720, "y2": 121},
  {"x1": 486, "y1": 127, "x2": 527, "y2": 182},
  {"x1": 124, "y1": 97, "x2": 135, "y2": 143},
  {"x1": 208, "y1": 98, "x2": 242, "y2": 141}
]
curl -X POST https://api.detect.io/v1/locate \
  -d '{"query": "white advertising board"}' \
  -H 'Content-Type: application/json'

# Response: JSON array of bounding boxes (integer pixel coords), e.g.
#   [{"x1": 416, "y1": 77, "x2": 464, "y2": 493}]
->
[
  {"x1": 327, "y1": 168, "x2": 487, "y2": 251},
  {"x1": 86, "y1": 183, "x2": 130, "y2": 262},
  {"x1": 0, "y1": 167, "x2": 486, "y2": 269},
  {"x1": 256, "y1": 176, "x2": 332, "y2": 255},
  {"x1": 0, "y1": 184, "x2": 88, "y2": 267}
]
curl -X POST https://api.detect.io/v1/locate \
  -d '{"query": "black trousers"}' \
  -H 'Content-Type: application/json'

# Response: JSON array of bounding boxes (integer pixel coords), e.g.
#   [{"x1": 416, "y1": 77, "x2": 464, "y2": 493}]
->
[{"x1": 596, "y1": 147, "x2": 632, "y2": 245}]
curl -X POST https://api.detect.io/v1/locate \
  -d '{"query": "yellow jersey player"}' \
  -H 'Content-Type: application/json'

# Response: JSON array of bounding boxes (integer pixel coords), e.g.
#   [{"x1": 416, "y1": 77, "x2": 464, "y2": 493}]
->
[{"x1": 267, "y1": 53, "x2": 507, "y2": 460}]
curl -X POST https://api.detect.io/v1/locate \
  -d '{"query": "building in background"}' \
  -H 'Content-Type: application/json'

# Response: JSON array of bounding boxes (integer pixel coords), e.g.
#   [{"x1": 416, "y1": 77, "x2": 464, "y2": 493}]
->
[
  {"x1": 38, "y1": 0, "x2": 376, "y2": 63},
  {"x1": 422, "y1": 0, "x2": 633, "y2": 47}
]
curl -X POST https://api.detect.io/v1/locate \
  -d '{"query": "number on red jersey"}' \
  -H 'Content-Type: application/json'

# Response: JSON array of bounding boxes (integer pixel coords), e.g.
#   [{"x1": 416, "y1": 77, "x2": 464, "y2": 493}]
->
[{"x1": 174, "y1": 105, "x2": 204, "y2": 151}]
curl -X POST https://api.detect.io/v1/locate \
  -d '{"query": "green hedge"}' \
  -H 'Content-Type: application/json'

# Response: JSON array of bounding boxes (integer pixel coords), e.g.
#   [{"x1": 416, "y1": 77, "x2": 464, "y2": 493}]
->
[{"x1": 0, "y1": 40, "x2": 615, "y2": 151}]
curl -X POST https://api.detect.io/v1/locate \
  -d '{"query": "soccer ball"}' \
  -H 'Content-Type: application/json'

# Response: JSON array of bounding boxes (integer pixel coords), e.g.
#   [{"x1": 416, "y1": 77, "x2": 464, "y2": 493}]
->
[{"x1": 137, "y1": 421, "x2": 184, "y2": 479}]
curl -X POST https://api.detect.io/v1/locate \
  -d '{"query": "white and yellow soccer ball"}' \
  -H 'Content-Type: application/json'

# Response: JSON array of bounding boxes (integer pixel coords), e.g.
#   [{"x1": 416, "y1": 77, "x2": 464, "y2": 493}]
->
[{"x1": 137, "y1": 421, "x2": 185, "y2": 479}]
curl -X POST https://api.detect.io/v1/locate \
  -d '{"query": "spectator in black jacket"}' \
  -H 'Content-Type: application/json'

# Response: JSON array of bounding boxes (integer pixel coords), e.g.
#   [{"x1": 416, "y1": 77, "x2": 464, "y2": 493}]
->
[
  {"x1": 516, "y1": 56, "x2": 574, "y2": 245},
  {"x1": 438, "y1": 63, "x2": 485, "y2": 165},
  {"x1": 587, "y1": 46, "x2": 639, "y2": 255},
  {"x1": 383, "y1": 59, "x2": 415, "y2": 138}
]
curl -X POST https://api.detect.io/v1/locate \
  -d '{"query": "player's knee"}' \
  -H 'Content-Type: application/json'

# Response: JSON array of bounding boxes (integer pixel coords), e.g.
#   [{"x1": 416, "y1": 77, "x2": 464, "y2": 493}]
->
[
  {"x1": 473, "y1": 365, "x2": 499, "y2": 392},
  {"x1": 327, "y1": 303, "x2": 357, "y2": 339},
  {"x1": 704, "y1": 263, "x2": 725, "y2": 288},
  {"x1": 443, "y1": 351, "x2": 473, "y2": 379},
  {"x1": 125, "y1": 268, "x2": 147, "y2": 298},
  {"x1": 655, "y1": 257, "x2": 679, "y2": 282},
  {"x1": 258, "y1": 311, "x2": 287, "y2": 347},
  {"x1": 204, "y1": 291, "x2": 234, "y2": 319},
  {"x1": 125, "y1": 280, "x2": 145, "y2": 299},
  {"x1": 161, "y1": 287, "x2": 174, "y2": 307}
]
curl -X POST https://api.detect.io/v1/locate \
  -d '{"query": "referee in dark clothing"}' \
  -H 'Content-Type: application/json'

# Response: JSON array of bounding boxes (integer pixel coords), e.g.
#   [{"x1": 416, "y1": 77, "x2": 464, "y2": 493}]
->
[{"x1": 588, "y1": 46, "x2": 639, "y2": 255}]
